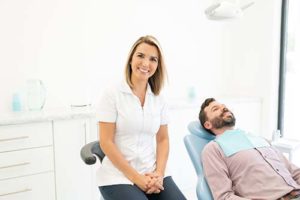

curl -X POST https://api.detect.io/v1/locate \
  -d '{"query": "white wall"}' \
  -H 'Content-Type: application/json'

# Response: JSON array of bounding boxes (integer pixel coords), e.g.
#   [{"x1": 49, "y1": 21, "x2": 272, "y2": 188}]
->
[
  {"x1": 218, "y1": 0, "x2": 282, "y2": 137},
  {"x1": 0, "y1": 0, "x2": 223, "y2": 113},
  {"x1": 0, "y1": 0, "x2": 281, "y2": 132}
]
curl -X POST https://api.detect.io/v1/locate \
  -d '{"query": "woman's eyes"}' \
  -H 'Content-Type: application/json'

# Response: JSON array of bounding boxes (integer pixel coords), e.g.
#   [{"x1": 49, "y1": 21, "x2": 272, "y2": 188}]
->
[
  {"x1": 136, "y1": 54, "x2": 158, "y2": 62},
  {"x1": 150, "y1": 57, "x2": 158, "y2": 62}
]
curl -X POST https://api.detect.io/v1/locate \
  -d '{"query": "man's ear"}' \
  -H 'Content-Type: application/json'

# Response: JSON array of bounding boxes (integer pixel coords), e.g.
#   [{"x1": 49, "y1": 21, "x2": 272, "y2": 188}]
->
[{"x1": 204, "y1": 121, "x2": 212, "y2": 130}]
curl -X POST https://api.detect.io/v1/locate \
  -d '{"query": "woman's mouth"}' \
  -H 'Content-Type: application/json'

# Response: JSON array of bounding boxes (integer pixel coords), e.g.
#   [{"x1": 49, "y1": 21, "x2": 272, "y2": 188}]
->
[{"x1": 138, "y1": 67, "x2": 149, "y2": 74}]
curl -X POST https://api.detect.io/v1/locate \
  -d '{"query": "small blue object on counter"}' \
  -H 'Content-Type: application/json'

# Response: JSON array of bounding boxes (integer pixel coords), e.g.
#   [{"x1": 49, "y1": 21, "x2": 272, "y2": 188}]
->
[{"x1": 12, "y1": 93, "x2": 22, "y2": 112}]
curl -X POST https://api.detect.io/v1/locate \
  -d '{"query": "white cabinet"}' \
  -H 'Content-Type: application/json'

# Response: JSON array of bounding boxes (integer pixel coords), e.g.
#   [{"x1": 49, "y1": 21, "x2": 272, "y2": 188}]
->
[
  {"x1": 0, "y1": 147, "x2": 53, "y2": 180},
  {"x1": 0, "y1": 122, "x2": 53, "y2": 152},
  {"x1": 0, "y1": 173, "x2": 55, "y2": 200},
  {"x1": 0, "y1": 122, "x2": 55, "y2": 200},
  {"x1": 0, "y1": 112, "x2": 98, "y2": 200},
  {"x1": 53, "y1": 119, "x2": 94, "y2": 200}
]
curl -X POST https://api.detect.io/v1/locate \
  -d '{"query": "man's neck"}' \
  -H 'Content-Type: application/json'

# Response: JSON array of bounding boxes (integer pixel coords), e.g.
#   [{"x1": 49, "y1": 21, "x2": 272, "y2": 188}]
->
[{"x1": 213, "y1": 126, "x2": 235, "y2": 136}]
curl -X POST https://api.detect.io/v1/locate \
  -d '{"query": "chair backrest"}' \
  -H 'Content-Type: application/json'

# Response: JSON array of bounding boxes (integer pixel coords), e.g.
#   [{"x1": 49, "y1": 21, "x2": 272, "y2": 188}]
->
[{"x1": 184, "y1": 120, "x2": 215, "y2": 200}]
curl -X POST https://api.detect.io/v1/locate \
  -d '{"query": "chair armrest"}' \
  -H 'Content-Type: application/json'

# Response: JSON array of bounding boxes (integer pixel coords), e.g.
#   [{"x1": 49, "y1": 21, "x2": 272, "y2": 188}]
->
[{"x1": 80, "y1": 141, "x2": 105, "y2": 165}]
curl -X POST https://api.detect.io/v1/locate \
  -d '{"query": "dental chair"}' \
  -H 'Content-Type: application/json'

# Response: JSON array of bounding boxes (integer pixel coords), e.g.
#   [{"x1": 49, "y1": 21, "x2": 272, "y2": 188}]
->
[{"x1": 184, "y1": 121, "x2": 215, "y2": 200}]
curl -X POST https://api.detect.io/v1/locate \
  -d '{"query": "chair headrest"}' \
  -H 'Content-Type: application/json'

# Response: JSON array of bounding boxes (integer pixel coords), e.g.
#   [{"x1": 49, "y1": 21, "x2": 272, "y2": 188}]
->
[{"x1": 188, "y1": 121, "x2": 215, "y2": 140}]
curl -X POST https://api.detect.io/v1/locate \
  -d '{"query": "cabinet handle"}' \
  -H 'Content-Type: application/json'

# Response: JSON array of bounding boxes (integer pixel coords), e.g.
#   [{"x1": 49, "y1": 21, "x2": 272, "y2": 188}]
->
[
  {"x1": 0, "y1": 188, "x2": 32, "y2": 196},
  {"x1": 0, "y1": 162, "x2": 31, "y2": 170},
  {"x1": 0, "y1": 136, "x2": 29, "y2": 142}
]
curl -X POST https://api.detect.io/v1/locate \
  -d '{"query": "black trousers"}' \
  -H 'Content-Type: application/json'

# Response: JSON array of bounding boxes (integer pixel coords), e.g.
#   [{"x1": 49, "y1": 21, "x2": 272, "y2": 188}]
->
[{"x1": 99, "y1": 176, "x2": 186, "y2": 200}]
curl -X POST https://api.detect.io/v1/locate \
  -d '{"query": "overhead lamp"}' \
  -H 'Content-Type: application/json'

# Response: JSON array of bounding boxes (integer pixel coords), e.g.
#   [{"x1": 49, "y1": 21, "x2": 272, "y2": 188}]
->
[{"x1": 205, "y1": 1, "x2": 255, "y2": 20}]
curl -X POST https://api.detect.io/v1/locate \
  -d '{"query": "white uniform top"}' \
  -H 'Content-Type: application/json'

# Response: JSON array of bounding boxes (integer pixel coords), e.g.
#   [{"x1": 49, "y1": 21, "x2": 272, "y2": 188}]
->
[{"x1": 95, "y1": 81, "x2": 170, "y2": 186}]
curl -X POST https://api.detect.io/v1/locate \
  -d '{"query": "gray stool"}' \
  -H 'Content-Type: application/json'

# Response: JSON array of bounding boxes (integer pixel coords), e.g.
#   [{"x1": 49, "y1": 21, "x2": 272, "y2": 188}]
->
[{"x1": 80, "y1": 141, "x2": 105, "y2": 199}]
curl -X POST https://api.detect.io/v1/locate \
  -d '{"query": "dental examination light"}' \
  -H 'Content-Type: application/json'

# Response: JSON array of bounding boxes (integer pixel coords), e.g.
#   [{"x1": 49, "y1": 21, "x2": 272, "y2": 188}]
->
[{"x1": 205, "y1": 1, "x2": 255, "y2": 20}]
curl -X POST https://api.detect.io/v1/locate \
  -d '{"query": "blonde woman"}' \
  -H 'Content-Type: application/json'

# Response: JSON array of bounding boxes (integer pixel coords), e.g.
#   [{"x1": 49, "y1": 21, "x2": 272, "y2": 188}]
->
[{"x1": 96, "y1": 35, "x2": 186, "y2": 200}]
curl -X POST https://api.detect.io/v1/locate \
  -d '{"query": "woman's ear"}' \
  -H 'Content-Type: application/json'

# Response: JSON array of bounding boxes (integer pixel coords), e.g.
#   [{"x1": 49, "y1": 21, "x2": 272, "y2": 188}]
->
[{"x1": 204, "y1": 121, "x2": 212, "y2": 130}]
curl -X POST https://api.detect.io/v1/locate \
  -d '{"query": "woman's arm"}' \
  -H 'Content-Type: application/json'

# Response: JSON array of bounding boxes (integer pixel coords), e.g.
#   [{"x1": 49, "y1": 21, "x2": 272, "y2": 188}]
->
[
  {"x1": 145, "y1": 125, "x2": 169, "y2": 194},
  {"x1": 99, "y1": 122, "x2": 151, "y2": 191},
  {"x1": 155, "y1": 124, "x2": 169, "y2": 177}
]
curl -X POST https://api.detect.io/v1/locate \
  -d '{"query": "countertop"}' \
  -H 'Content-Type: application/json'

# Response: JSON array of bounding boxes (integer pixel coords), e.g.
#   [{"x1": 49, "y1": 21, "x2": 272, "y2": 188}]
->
[
  {"x1": 0, "y1": 107, "x2": 96, "y2": 125},
  {"x1": 0, "y1": 97, "x2": 261, "y2": 126}
]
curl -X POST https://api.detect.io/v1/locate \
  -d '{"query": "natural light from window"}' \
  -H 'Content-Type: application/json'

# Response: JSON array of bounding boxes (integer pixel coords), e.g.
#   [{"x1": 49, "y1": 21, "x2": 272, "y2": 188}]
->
[{"x1": 283, "y1": 0, "x2": 300, "y2": 140}]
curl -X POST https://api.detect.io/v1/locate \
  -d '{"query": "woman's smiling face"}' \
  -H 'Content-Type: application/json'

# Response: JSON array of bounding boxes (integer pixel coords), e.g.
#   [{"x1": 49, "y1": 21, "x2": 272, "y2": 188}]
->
[{"x1": 130, "y1": 42, "x2": 159, "y2": 82}]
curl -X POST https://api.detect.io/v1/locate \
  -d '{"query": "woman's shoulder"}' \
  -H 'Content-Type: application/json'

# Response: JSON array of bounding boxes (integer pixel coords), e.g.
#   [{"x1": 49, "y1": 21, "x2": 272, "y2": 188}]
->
[{"x1": 151, "y1": 93, "x2": 169, "y2": 109}]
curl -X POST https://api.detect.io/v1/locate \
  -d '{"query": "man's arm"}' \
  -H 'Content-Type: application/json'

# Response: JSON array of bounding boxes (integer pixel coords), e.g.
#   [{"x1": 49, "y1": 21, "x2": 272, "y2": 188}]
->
[
  {"x1": 202, "y1": 142, "x2": 250, "y2": 200},
  {"x1": 288, "y1": 162, "x2": 300, "y2": 184},
  {"x1": 275, "y1": 148, "x2": 300, "y2": 184}
]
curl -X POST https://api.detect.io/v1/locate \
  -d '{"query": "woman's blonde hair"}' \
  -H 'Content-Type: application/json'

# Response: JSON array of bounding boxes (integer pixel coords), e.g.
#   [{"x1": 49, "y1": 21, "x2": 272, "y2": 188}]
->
[{"x1": 124, "y1": 35, "x2": 167, "y2": 95}]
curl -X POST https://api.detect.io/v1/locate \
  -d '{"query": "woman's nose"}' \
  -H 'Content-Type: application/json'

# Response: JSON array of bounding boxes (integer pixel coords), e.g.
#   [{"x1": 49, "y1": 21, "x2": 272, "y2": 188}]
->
[{"x1": 142, "y1": 58, "x2": 150, "y2": 67}]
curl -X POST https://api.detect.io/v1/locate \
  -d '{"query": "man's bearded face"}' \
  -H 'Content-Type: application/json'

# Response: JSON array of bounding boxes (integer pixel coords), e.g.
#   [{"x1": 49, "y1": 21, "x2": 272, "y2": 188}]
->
[{"x1": 210, "y1": 107, "x2": 236, "y2": 129}]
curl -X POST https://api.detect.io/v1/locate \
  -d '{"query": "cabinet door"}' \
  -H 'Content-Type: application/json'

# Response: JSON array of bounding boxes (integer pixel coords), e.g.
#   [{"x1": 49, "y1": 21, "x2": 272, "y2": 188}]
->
[
  {"x1": 53, "y1": 119, "x2": 93, "y2": 200},
  {"x1": 0, "y1": 147, "x2": 54, "y2": 180},
  {"x1": 0, "y1": 172, "x2": 55, "y2": 200},
  {"x1": 0, "y1": 122, "x2": 52, "y2": 152}
]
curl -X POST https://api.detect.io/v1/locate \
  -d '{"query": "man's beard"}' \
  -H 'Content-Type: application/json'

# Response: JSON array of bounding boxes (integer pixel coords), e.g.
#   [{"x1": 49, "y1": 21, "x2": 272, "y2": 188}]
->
[{"x1": 210, "y1": 111, "x2": 236, "y2": 129}]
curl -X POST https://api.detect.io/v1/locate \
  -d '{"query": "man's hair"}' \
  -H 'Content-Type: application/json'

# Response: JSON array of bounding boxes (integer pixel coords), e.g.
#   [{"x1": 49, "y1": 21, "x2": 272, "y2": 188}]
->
[{"x1": 198, "y1": 98, "x2": 216, "y2": 135}]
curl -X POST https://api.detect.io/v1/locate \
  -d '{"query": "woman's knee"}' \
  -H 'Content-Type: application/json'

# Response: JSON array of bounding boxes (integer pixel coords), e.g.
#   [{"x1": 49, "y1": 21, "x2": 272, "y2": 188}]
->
[{"x1": 99, "y1": 184, "x2": 148, "y2": 200}]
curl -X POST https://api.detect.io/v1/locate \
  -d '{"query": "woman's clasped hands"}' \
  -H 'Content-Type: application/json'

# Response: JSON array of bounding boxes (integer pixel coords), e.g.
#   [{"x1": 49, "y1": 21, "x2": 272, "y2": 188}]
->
[
  {"x1": 145, "y1": 171, "x2": 164, "y2": 194},
  {"x1": 135, "y1": 171, "x2": 164, "y2": 194}
]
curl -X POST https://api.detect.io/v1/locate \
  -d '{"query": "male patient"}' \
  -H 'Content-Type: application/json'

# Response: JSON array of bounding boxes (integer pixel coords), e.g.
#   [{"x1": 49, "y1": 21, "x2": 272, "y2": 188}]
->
[{"x1": 199, "y1": 98, "x2": 300, "y2": 200}]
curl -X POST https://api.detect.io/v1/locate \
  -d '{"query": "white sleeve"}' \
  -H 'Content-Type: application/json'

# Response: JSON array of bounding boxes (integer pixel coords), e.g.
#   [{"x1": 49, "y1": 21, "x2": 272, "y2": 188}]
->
[{"x1": 95, "y1": 87, "x2": 117, "y2": 123}]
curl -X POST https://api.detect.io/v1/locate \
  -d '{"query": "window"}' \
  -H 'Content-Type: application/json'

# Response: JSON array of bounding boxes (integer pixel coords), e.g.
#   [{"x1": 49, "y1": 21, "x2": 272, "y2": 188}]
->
[{"x1": 278, "y1": 0, "x2": 300, "y2": 138}]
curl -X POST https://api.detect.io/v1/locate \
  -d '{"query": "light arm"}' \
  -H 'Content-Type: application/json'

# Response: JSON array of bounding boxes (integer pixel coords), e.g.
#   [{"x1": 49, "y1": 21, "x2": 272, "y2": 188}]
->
[{"x1": 155, "y1": 125, "x2": 169, "y2": 176}]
